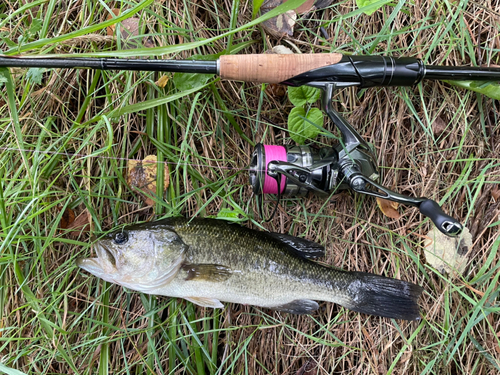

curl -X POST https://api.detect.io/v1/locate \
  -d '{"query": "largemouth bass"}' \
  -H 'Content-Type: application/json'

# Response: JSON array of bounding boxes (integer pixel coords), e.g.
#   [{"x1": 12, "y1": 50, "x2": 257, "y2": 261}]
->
[{"x1": 77, "y1": 217, "x2": 423, "y2": 320}]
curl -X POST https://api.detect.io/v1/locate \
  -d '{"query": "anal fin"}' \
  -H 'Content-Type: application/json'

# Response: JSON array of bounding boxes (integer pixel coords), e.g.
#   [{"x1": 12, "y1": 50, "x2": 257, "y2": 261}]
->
[
  {"x1": 185, "y1": 296, "x2": 224, "y2": 309},
  {"x1": 271, "y1": 299, "x2": 319, "y2": 314}
]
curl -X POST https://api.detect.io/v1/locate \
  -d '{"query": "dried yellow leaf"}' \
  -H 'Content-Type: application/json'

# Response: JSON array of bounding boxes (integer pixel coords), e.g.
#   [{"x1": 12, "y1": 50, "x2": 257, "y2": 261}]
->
[
  {"x1": 376, "y1": 197, "x2": 401, "y2": 219},
  {"x1": 127, "y1": 155, "x2": 170, "y2": 206},
  {"x1": 156, "y1": 75, "x2": 169, "y2": 88}
]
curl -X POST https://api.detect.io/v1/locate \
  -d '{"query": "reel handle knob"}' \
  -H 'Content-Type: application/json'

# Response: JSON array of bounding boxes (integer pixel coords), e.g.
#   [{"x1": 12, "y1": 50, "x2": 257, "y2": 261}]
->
[{"x1": 418, "y1": 199, "x2": 463, "y2": 237}]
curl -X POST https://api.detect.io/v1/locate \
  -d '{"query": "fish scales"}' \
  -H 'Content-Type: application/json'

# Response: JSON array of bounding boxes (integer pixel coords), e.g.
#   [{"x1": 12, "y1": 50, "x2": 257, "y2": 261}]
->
[
  {"x1": 77, "y1": 217, "x2": 423, "y2": 320},
  {"x1": 167, "y1": 218, "x2": 354, "y2": 308}
]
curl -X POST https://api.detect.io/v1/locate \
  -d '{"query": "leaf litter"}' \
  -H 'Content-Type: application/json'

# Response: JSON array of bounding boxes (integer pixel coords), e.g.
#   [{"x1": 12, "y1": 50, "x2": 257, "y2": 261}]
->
[{"x1": 127, "y1": 155, "x2": 170, "y2": 206}]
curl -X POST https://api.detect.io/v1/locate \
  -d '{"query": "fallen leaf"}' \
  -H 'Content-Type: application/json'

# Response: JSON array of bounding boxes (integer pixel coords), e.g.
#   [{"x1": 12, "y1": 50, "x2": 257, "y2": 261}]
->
[
  {"x1": 260, "y1": 0, "x2": 296, "y2": 38},
  {"x1": 66, "y1": 210, "x2": 91, "y2": 239},
  {"x1": 106, "y1": 8, "x2": 121, "y2": 36},
  {"x1": 376, "y1": 197, "x2": 401, "y2": 219},
  {"x1": 491, "y1": 185, "x2": 500, "y2": 202},
  {"x1": 143, "y1": 36, "x2": 155, "y2": 48},
  {"x1": 261, "y1": 10, "x2": 297, "y2": 38},
  {"x1": 423, "y1": 226, "x2": 472, "y2": 276},
  {"x1": 106, "y1": 8, "x2": 143, "y2": 49},
  {"x1": 59, "y1": 207, "x2": 75, "y2": 229},
  {"x1": 296, "y1": 359, "x2": 317, "y2": 375},
  {"x1": 127, "y1": 155, "x2": 170, "y2": 206},
  {"x1": 271, "y1": 45, "x2": 294, "y2": 54},
  {"x1": 432, "y1": 116, "x2": 447, "y2": 137},
  {"x1": 295, "y1": 0, "x2": 316, "y2": 14},
  {"x1": 155, "y1": 75, "x2": 169, "y2": 88},
  {"x1": 265, "y1": 83, "x2": 287, "y2": 98}
]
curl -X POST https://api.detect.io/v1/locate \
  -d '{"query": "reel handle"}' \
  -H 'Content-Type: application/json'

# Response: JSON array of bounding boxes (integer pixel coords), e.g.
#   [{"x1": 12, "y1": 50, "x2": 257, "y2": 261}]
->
[
  {"x1": 418, "y1": 199, "x2": 463, "y2": 236},
  {"x1": 347, "y1": 173, "x2": 463, "y2": 237}
]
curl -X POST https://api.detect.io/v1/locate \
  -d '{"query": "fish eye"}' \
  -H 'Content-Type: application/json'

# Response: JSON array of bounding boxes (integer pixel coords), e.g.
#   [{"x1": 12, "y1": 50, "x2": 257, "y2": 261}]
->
[{"x1": 114, "y1": 231, "x2": 128, "y2": 245}]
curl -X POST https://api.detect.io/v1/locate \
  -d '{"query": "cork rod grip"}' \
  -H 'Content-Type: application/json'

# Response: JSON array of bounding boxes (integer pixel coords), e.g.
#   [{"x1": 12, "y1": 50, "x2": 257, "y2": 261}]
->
[{"x1": 219, "y1": 54, "x2": 343, "y2": 83}]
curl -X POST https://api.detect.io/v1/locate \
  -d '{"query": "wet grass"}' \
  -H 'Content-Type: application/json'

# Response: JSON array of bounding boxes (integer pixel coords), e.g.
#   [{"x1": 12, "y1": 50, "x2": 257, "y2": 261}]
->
[{"x1": 1, "y1": 0, "x2": 499, "y2": 374}]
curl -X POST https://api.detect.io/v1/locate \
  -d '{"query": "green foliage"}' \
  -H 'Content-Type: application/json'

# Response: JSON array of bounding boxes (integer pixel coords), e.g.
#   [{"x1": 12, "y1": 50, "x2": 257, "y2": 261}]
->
[
  {"x1": 26, "y1": 68, "x2": 45, "y2": 85},
  {"x1": 447, "y1": 80, "x2": 500, "y2": 100},
  {"x1": 288, "y1": 107, "x2": 324, "y2": 144},
  {"x1": 356, "y1": 0, "x2": 392, "y2": 16},
  {"x1": 252, "y1": 0, "x2": 265, "y2": 19},
  {"x1": 216, "y1": 208, "x2": 246, "y2": 222},
  {"x1": 173, "y1": 54, "x2": 217, "y2": 91},
  {"x1": 17, "y1": 18, "x2": 42, "y2": 43},
  {"x1": 287, "y1": 85, "x2": 321, "y2": 106},
  {"x1": 173, "y1": 73, "x2": 214, "y2": 91},
  {"x1": 286, "y1": 85, "x2": 323, "y2": 144}
]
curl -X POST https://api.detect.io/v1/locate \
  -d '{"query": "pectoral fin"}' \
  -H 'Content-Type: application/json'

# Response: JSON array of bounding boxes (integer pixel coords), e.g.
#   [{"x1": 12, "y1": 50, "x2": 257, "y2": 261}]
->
[
  {"x1": 271, "y1": 299, "x2": 319, "y2": 314},
  {"x1": 267, "y1": 232, "x2": 325, "y2": 259},
  {"x1": 181, "y1": 263, "x2": 232, "y2": 282},
  {"x1": 185, "y1": 296, "x2": 224, "y2": 308}
]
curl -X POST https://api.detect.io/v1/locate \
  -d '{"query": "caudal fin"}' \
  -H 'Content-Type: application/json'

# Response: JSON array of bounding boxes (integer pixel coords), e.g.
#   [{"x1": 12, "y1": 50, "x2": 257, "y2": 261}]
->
[{"x1": 344, "y1": 272, "x2": 424, "y2": 320}]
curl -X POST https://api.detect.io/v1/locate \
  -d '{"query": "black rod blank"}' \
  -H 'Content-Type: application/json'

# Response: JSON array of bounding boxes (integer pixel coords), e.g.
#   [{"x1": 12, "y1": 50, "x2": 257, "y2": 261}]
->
[
  {"x1": 0, "y1": 56, "x2": 218, "y2": 74},
  {"x1": 423, "y1": 65, "x2": 500, "y2": 81}
]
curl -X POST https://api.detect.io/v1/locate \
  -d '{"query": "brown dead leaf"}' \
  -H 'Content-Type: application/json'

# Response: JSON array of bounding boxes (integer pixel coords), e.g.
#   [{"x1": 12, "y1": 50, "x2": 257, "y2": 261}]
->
[
  {"x1": 260, "y1": 0, "x2": 334, "y2": 38},
  {"x1": 106, "y1": 8, "x2": 121, "y2": 36},
  {"x1": 127, "y1": 155, "x2": 170, "y2": 206},
  {"x1": 296, "y1": 359, "x2": 317, "y2": 375},
  {"x1": 376, "y1": 197, "x2": 401, "y2": 219},
  {"x1": 66, "y1": 210, "x2": 91, "y2": 239},
  {"x1": 156, "y1": 75, "x2": 169, "y2": 88},
  {"x1": 121, "y1": 18, "x2": 140, "y2": 38},
  {"x1": 106, "y1": 8, "x2": 142, "y2": 49},
  {"x1": 265, "y1": 83, "x2": 287, "y2": 98},
  {"x1": 59, "y1": 207, "x2": 75, "y2": 229},
  {"x1": 491, "y1": 185, "x2": 500, "y2": 202},
  {"x1": 432, "y1": 116, "x2": 447, "y2": 137},
  {"x1": 295, "y1": 0, "x2": 316, "y2": 14},
  {"x1": 261, "y1": 0, "x2": 296, "y2": 38},
  {"x1": 143, "y1": 36, "x2": 155, "y2": 48}
]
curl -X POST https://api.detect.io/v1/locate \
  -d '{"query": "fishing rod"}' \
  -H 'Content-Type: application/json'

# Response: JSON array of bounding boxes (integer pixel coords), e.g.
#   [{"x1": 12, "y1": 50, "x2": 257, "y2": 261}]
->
[
  {"x1": 2, "y1": 53, "x2": 500, "y2": 86},
  {"x1": 3, "y1": 53, "x2": 497, "y2": 236}
]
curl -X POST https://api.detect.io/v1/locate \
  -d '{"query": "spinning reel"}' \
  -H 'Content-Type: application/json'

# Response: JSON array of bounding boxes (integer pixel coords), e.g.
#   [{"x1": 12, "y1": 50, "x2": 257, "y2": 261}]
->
[{"x1": 249, "y1": 83, "x2": 463, "y2": 237}]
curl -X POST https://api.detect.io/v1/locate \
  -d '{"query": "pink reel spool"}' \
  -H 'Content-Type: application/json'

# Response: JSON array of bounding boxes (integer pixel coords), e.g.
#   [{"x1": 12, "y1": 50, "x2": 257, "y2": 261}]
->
[{"x1": 262, "y1": 145, "x2": 287, "y2": 194}]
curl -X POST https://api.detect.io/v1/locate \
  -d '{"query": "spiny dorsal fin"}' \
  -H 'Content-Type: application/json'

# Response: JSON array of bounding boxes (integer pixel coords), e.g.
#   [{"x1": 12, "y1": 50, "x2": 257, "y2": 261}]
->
[
  {"x1": 267, "y1": 232, "x2": 325, "y2": 259},
  {"x1": 181, "y1": 263, "x2": 232, "y2": 282}
]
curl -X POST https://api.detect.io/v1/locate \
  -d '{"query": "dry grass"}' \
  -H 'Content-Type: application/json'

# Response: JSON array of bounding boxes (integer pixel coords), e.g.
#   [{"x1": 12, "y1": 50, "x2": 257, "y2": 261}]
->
[{"x1": 1, "y1": 0, "x2": 499, "y2": 374}]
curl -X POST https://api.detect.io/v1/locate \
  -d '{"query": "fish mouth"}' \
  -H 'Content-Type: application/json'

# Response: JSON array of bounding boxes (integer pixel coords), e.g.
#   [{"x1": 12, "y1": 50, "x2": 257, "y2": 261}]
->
[{"x1": 76, "y1": 243, "x2": 118, "y2": 276}]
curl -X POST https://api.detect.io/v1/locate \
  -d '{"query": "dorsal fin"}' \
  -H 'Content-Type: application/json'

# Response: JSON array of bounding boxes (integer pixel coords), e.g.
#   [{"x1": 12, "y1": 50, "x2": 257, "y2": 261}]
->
[{"x1": 267, "y1": 232, "x2": 325, "y2": 259}]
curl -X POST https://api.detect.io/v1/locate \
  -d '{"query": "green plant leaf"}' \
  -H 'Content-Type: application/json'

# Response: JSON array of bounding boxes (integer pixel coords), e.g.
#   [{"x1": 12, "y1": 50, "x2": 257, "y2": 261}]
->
[
  {"x1": 288, "y1": 107, "x2": 324, "y2": 144},
  {"x1": 446, "y1": 80, "x2": 500, "y2": 100},
  {"x1": 0, "y1": 363, "x2": 28, "y2": 375},
  {"x1": 355, "y1": 0, "x2": 392, "y2": 16},
  {"x1": 287, "y1": 85, "x2": 321, "y2": 106},
  {"x1": 253, "y1": 0, "x2": 266, "y2": 19},
  {"x1": 173, "y1": 54, "x2": 217, "y2": 91},
  {"x1": 26, "y1": 68, "x2": 45, "y2": 85},
  {"x1": 216, "y1": 208, "x2": 245, "y2": 222},
  {"x1": 173, "y1": 73, "x2": 214, "y2": 91}
]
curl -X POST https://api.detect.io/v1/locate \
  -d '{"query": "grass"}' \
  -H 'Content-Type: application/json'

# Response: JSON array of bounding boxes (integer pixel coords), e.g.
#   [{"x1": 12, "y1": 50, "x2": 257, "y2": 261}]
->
[{"x1": 1, "y1": 0, "x2": 500, "y2": 374}]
